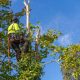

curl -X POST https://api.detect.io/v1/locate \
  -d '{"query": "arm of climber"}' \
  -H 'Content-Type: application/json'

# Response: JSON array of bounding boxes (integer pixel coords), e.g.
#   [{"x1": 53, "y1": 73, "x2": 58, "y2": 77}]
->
[
  {"x1": 8, "y1": 24, "x2": 13, "y2": 34},
  {"x1": 14, "y1": 23, "x2": 20, "y2": 33},
  {"x1": 14, "y1": 23, "x2": 20, "y2": 31}
]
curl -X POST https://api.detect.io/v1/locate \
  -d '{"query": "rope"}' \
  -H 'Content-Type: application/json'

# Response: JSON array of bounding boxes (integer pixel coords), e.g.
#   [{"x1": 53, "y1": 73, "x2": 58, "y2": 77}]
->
[{"x1": 8, "y1": 34, "x2": 10, "y2": 64}]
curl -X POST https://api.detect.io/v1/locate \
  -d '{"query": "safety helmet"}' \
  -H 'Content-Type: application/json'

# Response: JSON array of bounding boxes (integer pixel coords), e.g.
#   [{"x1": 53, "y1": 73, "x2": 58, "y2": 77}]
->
[{"x1": 12, "y1": 17, "x2": 19, "y2": 23}]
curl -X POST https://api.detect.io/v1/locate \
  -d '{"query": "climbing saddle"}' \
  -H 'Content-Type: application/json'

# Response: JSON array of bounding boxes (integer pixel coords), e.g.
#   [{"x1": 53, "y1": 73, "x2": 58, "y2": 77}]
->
[{"x1": 9, "y1": 33, "x2": 25, "y2": 43}]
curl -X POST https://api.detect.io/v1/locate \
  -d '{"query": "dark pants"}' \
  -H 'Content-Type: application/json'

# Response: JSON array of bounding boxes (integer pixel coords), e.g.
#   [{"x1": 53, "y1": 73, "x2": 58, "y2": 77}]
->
[
  {"x1": 9, "y1": 33, "x2": 29, "y2": 61},
  {"x1": 11, "y1": 42, "x2": 21, "y2": 61},
  {"x1": 9, "y1": 33, "x2": 21, "y2": 61}
]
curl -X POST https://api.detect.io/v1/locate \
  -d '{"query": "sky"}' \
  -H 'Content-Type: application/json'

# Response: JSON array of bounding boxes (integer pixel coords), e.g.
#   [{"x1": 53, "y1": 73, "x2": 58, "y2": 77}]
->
[{"x1": 11, "y1": 0, "x2": 80, "y2": 80}]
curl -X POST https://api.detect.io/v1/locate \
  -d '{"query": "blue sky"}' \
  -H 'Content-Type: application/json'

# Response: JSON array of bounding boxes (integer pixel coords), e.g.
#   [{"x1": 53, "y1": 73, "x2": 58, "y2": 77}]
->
[{"x1": 11, "y1": 0, "x2": 80, "y2": 80}]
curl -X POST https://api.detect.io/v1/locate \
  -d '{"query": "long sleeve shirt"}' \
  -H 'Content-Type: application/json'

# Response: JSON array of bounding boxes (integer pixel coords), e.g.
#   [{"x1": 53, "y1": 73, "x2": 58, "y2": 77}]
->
[{"x1": 8, "y1": 23, "x2": 20, "y2": 34}]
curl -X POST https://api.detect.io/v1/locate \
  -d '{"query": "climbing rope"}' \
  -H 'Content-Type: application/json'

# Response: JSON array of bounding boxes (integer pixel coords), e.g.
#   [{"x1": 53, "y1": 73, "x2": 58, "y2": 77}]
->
[{"x1": 8, "y1": 34, "x2": 10, "y2": 64}]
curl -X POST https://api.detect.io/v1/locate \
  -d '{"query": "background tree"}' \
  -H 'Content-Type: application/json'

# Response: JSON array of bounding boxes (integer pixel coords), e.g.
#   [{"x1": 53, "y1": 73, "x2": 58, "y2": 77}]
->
[{"x1": 60, "y1": 45, "x2": 80, "y2": 80}]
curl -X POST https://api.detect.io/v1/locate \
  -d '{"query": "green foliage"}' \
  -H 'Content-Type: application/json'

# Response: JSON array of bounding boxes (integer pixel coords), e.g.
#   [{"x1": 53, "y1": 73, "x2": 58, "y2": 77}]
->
[
  {"x1": 18, "y1": 53, "x2": 43, "y2": 80},
  {"x1": 60, "y1": 45, "x2": 80, "y2": 80},
  {"x1": 0, "y1": 0, "x2": 11, "y2": 7},
  {"x1": 16, "y1": 28, "x2": 60, "y2": 80}
]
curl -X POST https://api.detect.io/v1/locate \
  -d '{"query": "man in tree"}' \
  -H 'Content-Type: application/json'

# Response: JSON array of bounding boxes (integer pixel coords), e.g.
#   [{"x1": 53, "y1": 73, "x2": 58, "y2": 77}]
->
[
  {"x1": 8, "y1": 17, "x2": 22, "y2": 61},
  {"x1": 8, "y1": 17, "x2": 30, "y2": 61}
]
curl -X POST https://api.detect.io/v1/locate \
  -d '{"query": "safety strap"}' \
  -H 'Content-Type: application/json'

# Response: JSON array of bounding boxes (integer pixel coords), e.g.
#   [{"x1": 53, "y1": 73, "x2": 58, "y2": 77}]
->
[{"x1": 8, "y1": 34, "x2": 10, "y2": 64}]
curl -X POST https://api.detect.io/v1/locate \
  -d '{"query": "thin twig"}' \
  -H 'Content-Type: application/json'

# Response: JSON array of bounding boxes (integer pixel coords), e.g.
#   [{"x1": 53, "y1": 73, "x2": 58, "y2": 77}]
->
[{"x1": 43, "y1": 59, "x2": 60, "y2": 65}]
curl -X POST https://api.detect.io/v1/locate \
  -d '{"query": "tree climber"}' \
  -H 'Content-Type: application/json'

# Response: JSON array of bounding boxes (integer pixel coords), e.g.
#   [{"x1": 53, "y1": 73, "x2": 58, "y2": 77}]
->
[
  {"x1": 8, "y1": 17, "x2": 22, "y2": 61},
  {"x1": 8, "y1": 17, "x2": 30, "y2": 61}
]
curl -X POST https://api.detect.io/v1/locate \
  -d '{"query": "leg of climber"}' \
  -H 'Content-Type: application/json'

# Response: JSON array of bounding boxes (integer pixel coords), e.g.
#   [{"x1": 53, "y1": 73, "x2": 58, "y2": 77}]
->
[{"x1": 11, "y1": 42, "x2": 21, "y2": 61}]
